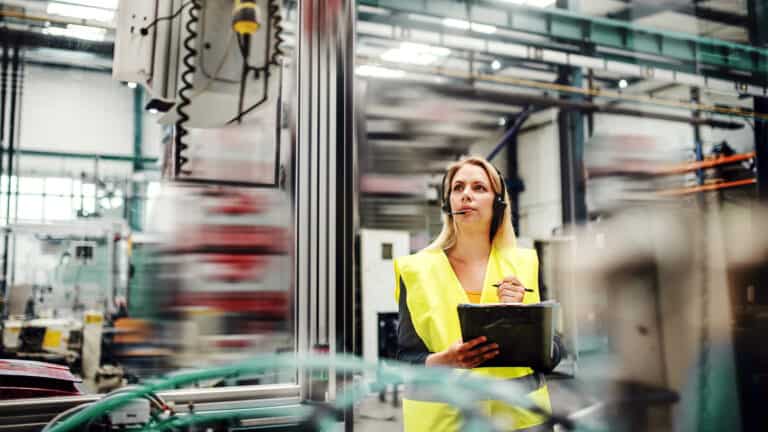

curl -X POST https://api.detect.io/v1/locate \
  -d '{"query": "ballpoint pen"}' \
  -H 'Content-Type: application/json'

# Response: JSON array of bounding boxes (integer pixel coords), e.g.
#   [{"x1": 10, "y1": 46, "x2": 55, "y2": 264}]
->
[{"x1": 492, "y1": 283, "x2": 534, "y2": 292}]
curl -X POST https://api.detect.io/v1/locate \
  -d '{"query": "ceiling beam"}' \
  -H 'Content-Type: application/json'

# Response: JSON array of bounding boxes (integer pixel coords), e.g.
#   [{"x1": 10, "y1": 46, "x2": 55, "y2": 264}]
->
[
  {"x1": 609, "y1": 1, "x2": 748, "y2": 27},
  {"x1": 0, "y1": 27, "x2": 113, "y2": 57}
]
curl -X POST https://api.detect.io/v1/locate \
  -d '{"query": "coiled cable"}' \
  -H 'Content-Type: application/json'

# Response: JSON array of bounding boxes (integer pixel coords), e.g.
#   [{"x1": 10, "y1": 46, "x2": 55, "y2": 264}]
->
[
  {"x1": 267, "y1": 0, "x2": 285, "y2": 67},
  {"x1": 174, "y1": 0, "x2": 201, "y2": 177}
]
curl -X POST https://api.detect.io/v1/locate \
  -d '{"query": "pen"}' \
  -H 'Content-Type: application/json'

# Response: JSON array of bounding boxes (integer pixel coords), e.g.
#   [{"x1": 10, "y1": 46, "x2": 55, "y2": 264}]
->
[{"x1": 492, "y1": 283, "x2": 534, "y2": 292}]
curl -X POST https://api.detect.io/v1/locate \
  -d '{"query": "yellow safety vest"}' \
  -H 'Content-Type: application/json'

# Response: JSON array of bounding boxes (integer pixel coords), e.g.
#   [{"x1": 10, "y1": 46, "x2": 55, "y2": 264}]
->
[{"x1": 394, "y1": 246, "x2": 552, "y2": 431}]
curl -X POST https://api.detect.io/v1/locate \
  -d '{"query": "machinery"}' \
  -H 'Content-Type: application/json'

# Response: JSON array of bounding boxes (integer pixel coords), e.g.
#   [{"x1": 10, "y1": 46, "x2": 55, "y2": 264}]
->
[
  {"x1": 112, "y1": 0, "x2": 285, "y2": 184},
  {"x1": 0, "y1": 221, "x2": 128, "y2": 385},
  {"x1": 0, "y1": 359, "x2": 85, "y2": 399}
]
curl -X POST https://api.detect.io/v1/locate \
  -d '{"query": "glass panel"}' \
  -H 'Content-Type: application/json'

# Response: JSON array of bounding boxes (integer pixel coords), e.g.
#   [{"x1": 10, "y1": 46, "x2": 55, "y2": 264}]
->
[
  {"x1": 44, "y1": 196, "x2": 74, "y2": 221},
  {"x1": 82, "y1": 195, "x2": 96, "y2": 215},
  {"x1": 1, "y1": 175, "x2": 18, "y2": 192},
  {"x1": 46, "y1": 177, "x2": 74, "y2": 196},
  {"x1": 16, "y1": 195, "x2": 43, "y2": 221},
  {"x1": 18, "y1": 177, "x2": 45, "y2": 194},
  {"x1": 81, "y1": 182, "x2": 96, "y2": 197}
]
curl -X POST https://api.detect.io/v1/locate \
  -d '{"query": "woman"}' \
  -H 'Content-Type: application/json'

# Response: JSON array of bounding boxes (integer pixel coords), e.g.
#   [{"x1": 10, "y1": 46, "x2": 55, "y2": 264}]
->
[{"x1": 394, "y1": 156, "x2": 559, "y2": 431}]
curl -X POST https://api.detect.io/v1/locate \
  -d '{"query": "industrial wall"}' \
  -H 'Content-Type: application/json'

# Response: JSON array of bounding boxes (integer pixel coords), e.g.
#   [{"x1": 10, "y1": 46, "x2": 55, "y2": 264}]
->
[
  {"x1": 17, "y1": 65, "x2": 163, "y2": 178},
  {"x1": 516, "y1": 106, "x2": 751, "y2": 240}
]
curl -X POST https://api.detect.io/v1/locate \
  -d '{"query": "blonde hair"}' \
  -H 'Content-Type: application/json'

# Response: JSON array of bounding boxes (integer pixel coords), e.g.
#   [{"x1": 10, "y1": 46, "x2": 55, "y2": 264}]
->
[{"x1": 426, "y1": 156, "x2": 517, "y2": 251}]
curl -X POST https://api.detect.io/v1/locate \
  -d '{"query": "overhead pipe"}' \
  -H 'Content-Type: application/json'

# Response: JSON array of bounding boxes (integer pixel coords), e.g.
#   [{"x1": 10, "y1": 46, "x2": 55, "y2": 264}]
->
[
  {"x1": 367, "y1": 75, "x2": 748, "y2": 129},
  {"x1": 657, "y1": 178, "x2": 756, "y2": 196}
]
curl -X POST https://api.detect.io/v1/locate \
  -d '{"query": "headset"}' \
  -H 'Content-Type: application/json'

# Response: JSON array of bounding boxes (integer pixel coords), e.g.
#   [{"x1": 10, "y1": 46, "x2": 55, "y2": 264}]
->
[{"x1": 440, "y1": 164, "x2": 508, "y2": 240}]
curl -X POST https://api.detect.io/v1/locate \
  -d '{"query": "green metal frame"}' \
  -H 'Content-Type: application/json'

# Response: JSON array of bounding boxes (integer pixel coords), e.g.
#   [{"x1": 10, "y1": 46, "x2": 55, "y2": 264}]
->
[
  {"x1": 14, "y1": 149, "x2": 157, "y2": 164},
  {"x1": 130, "y1": 87, "x2": 145, "y2": 232},
  {"x1": 358, "y1": 0, "x2": 768, "y2": 84}
]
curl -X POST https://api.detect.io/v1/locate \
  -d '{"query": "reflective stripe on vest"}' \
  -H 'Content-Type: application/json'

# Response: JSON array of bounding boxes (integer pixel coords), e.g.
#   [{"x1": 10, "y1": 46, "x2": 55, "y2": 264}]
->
[{"x1": 394, "y1": 247, "x2": 551, "y2": 431}]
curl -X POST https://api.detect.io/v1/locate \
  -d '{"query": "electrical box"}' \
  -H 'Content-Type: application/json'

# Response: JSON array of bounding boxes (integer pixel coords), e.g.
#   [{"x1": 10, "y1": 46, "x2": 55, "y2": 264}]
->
[
  {"x1": 107, "y1": 398, "x2": 151, "y2": 425},
  {"x1": 360, "y1": 229, "x2": 409, "y2": 375},
  {"x1": 112, "y1": 0, "x2": 160, "y2": 85}
]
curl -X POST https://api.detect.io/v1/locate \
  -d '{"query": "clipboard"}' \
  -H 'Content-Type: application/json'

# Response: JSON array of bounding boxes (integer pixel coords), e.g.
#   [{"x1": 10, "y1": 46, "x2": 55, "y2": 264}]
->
[{"x1": 457, "y1": 301, "x2": 559, "y2": 369}]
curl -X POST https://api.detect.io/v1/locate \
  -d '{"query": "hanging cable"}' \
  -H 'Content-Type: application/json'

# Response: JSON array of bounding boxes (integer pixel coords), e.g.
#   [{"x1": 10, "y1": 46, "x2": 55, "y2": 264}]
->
[
  {"x1": 228, "y1": 0, "x2": 286, "y2": 124},
  {"x1": 140, "y1": 1, "x2": 192, "y2": 36},
  {"x1": 267, "y1": 0, "x2": 285, "y2": 67},
  {"x1": 173, "y1": 0, "x2": 201, "y2": 177}
]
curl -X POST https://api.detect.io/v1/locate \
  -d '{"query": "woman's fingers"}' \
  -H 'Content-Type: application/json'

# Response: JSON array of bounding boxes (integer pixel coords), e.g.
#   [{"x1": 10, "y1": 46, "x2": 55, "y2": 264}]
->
[
  {"x1": 498, "y1": 285, "x2": 524, "y2": 303},
  {"x1": 464, "y1": 348, "x2": 500, "y2": 368},
  {"x1": 458, "y1": 336, "x2": 487, "y2": 353},
  {"x1": 458, "y1": 342, "x2": 499, "y2": 366},
  {"x1": 500, "y1": 275, "x2": 522, "y2": 285}
]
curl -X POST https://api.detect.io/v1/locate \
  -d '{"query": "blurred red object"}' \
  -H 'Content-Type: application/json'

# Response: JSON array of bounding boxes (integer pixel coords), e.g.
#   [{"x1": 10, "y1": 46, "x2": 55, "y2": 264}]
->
[
  {"x1": 204, "y1": 254, "x2": 271, "y2": 282},
  {"x1": 175, "y1": 291, "x2": 288, "y2": 316},
  {"x1": 207, "y1": 192, "x2": 268, "y2": 215},
  {"x1": 0, "y1": 359, "x2": 84, "y2": 399},
  {"x1": 177, "y1": 225, "x2": 289, "y2": 254}
]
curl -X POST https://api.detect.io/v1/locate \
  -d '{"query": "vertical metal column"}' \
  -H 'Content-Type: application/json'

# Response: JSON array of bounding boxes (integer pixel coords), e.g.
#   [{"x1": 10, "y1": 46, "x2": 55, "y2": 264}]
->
[
  {"x1": 295, "y1": 1, "x2": 357, "y2": 428},
  {"x1": 1, "y1": 39, "x2": 20, "y2": 305},
  {"x1": 756, "y1": 97, "x2": 768, "y2": 201},
  {"x1": 557, "y1": 0, "x2": 587, "y2": 226},
  {"x1": 0, "y1": 31, "x2": 8, "y2": 305},
  {"x1": 691, "y1": 88, "x2": 705, "y2": 186},
  {"x1": 739, "y1": 2, "x2": 768, "y2": 430},
  {"x1": 748, "y1": 0, "x2": 768, "y2": 200},
  {"x1": 557, "y1": 68, "x2": 587, "y2": 225},
  {"x1": 130, "y1": 87, "x2": 144, "y2": 232}
]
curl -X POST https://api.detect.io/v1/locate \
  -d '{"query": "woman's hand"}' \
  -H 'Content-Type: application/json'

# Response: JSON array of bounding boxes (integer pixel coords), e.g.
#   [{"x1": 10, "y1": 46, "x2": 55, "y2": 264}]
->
[
  {"x1": 496, "y1": 275, "x2": 527, "y2": 303},
  {"x1": 426, "y1": 336, "x2": 499, "y2": 369}
]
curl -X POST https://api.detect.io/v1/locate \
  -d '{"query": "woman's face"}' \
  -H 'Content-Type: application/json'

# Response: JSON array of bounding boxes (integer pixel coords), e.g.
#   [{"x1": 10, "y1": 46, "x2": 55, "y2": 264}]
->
[{"x1": 449, "y1": 163, "x2": 495, "y2": 228}]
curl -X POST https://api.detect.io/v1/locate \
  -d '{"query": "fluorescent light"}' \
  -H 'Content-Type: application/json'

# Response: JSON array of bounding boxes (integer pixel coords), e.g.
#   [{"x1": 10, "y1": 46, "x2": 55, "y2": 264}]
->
[
  {"x1": 43, "y1": 24, "x2": 107, "y2": 42},
  {"x1": 380, "y1": 42, "x2": 451, "y2": 66},
  {"x1": 443, "y1": 18, "x2": 496, "y2": 34},
  {"x1": 127, "y1": 82, "x2": 138, "y2": 89},
  {"x1": 356, "y1": 65, "x2": 406, "y2": 79},
  {"x1": 443, "y1": 18, "x2": 471, "y2": 30},
  {"x1": 47, "y1": 2, "x2": 115, "y2": 22},
  {"x1": 526, "y1": 0, "x2": 556, "y2": 7},
  {"x1": 408, "y1": 42, "x2": 450, "y2": 57},
  {"x1": 491, "y1": 59, "x2": 502, "y2": 70},
  {"x1": 471, "y1": 23, "x2": 497, "y2": 34},
  {"x1": 499, "y1": 0, "x2": 555, "y2": 6},
  {"x1": 63, "y1": 0, "x2": 118, "y2": 8}
]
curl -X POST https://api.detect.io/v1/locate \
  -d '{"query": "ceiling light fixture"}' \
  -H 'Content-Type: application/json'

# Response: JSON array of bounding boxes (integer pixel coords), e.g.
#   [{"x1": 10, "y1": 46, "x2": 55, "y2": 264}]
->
[
  {"x1": 43, "y1": 24, "x2": 107, "y2": 42},
  {"x1": 47, "y1": 2, "x2": 115, "y2": 22},
  {"x1": 525, "y1": 0, "x2": 557, "y2": 7},
  {"x1": 471, "y1": 23, "x2": 497, "y2": 34},
  {"x1": 356, "y1": 65, "x2": 406, "y2": 79},
  {"x1": 381, "y1": 42, "x2": 451, "y2": 66},
  {"x1": 443, "y1": 18, "x2": 471, "y2": 30}
]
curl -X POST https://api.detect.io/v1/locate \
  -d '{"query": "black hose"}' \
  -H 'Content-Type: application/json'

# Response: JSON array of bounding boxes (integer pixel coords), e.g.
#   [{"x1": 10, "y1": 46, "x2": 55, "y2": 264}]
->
[{"x1": 174, "y1": 0, "x2": 201, "y2": 177}]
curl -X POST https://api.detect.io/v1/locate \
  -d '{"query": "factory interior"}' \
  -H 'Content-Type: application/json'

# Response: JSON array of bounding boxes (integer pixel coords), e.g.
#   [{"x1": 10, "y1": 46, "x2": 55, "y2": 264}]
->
[{"x1": 0, "y1": 0, "x2": 767, "y2": 431}]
